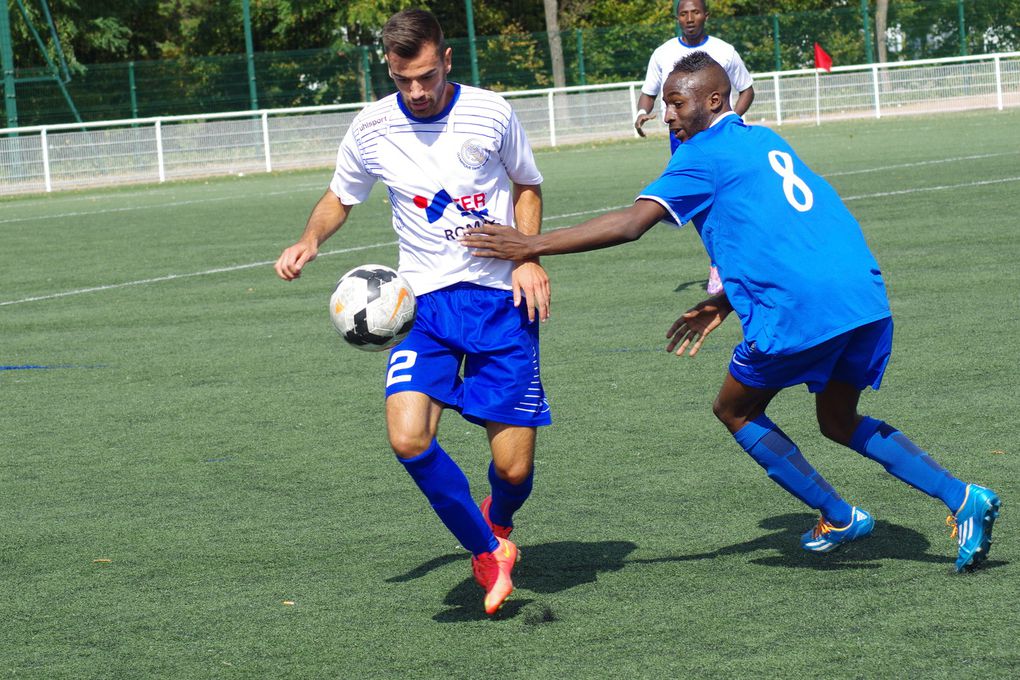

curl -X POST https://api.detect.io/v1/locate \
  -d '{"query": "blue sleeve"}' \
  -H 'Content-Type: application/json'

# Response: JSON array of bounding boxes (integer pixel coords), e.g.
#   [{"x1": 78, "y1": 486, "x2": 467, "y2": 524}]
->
[{"x1": 636, "y1": 145, "x2": 715, "y2": 227}]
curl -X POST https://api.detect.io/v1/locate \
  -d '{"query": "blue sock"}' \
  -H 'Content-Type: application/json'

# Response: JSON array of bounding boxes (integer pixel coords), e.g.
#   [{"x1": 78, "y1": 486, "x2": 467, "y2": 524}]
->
[
  {"x1": 398, "y1": 439, "x2": 499, "y2": 555},
  {"x1": 487, "y1": 460, "x2": 534, "y2": 528},
  {"x1": 734, "y1": 415, "x2": 853, "y2": 526},
  {"x1": 850, "y1": 417, "x2": 967, "y2": 512}
]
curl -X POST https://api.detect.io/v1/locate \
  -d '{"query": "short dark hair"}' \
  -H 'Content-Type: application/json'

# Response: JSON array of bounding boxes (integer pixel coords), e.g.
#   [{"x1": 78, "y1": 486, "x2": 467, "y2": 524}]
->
[
  {"x1": 382, "y1": 9, "x2": 446, "y2": 59},
  {"x1": 670, "y1": 50, "x2": 719, "y2": 77}
]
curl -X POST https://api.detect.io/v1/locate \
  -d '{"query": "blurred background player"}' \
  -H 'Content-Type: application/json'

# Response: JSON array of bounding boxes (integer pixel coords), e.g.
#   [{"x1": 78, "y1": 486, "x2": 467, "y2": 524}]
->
[
  {"x1": 462, "y1": 52, "x2": 1000, "y2": 573},
  {"x1": 274, "y1": 9, "x2": 552, "y2": 614},
  {"x1": 634, "y1": 0, "x2": 755, "y2": 296}
]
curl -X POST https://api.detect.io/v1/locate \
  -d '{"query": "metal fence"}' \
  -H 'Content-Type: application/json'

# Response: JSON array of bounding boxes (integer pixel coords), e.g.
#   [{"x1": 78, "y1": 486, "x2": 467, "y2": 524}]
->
[
  {"x1": 6, "y1": 0, "x2": 1019, "y2": 128},
  {"x1": 1, "y1": 51, "x2": 1017, "y2": 196}
]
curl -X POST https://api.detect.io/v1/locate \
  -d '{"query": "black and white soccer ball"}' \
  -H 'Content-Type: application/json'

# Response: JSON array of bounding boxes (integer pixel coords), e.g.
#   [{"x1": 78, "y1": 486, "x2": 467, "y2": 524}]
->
[{"x1": 329, "y1": 264, "x2": 416, "y2": 351}]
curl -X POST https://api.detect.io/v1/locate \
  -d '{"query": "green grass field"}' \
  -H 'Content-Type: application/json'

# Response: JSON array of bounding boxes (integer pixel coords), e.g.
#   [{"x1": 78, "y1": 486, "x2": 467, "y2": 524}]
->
[{"x1": 3, "y1": 109, "x2": 1019, "y2": 678}]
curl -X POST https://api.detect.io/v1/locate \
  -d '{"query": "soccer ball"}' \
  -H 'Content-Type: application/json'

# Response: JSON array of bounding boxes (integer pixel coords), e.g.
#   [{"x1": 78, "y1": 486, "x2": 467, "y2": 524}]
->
[{"x1": 329, "y1": 264, "x2": 416, "y2": 351}]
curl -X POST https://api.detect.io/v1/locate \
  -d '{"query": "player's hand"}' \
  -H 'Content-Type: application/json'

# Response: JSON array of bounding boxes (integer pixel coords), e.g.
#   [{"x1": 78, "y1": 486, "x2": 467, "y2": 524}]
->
[
  {"x1": 512, "y1": 260, "x2": 550, "y2": 323},
  {"x1": 274, "y1": 240, "x2": 318, "y2": 281},
  {"x1": 666, "y1": 294, "x2": 732, "y2": 357},
  {"x1": 634, "y1": 112, "x2": 655, "y2": 138},
  {"x1": 460, "y1": 224, "x2": 537, "y2": 261}
]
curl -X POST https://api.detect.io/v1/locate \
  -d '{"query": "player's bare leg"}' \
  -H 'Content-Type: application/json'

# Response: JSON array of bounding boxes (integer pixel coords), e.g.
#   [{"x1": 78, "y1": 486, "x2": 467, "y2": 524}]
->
[
  {"x1": 386, "y1": 391, "x2": 443, "y2": 458},
  {"x1": 813, "y1": 380, "x2": 864, "y2": 446},
  {"x1": 487, "y1": 423, "x2": 535, "y2": 485},
  {"x1": 816, "y1": 380, "x2": 998, "y2": 571},
  {"x1": 468, "y1": 422, "x2": 531, "y2": 613},
  {"x1": 714, "y1": 374, "x2": 870, "y2": 551},
  {"x1": 711, "y1": 373, "x2": 777, "y2": 434},
  {"x1": 481, "y1": 423, "x2": 536, "y2": 538},
  {"x1": 385, "y1": 391, "x2": 506, "y2": 610}
]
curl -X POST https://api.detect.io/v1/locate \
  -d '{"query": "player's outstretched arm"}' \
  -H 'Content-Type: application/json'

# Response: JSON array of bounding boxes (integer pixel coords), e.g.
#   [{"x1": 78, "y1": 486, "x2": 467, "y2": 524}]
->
[
  {"x1": 666, "y1": 293, "x2": 733, "y2": 357},
  {"x1": 275, "y1": 190, "x2": 352, "y2": 281},
  {"x1": 461, "y1": 199, "x2": 666, "y2": 261},
  {"x1": 511, "y1": 183, "x2": 550, "y2": 323}
]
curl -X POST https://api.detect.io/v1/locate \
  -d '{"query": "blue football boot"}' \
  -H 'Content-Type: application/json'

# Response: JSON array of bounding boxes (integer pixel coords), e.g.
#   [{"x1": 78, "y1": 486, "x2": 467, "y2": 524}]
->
[
  {"x1": 801, "y1": 507, "x2": 874, "y2": 553},
  {"x1": 948, "y1": 484, "x2": 1001, "y2": 573}
]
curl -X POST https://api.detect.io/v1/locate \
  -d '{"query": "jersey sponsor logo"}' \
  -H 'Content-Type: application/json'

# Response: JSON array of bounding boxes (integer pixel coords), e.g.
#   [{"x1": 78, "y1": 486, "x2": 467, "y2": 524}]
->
[
  {"x1": 413, "y1": 190, "x2": 455, "y2": 224},
  {"x1": 412, "y1": 190, "x2": 492, "y2": 232},
  {"x1": 457, "y1": 139, "x2": 490, "y2": 169}
]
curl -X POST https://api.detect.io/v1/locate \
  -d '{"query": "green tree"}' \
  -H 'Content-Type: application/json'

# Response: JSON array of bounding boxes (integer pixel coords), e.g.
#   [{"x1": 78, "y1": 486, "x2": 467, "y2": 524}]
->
[{"x1": 6, "y1": 0, "x2": 1019, "y2": 126}]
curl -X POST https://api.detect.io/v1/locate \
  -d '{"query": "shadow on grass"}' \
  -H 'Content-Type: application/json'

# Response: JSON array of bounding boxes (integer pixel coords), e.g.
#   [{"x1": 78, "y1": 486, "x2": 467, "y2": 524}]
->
[
  {"x1": 390, "y1": 540, "x2": 639, "y2": 622},
  {"x1": 674, "y1": 278, "x2": 707, "y2": 294},
  {"x1": 632, "y1": 512, "x2": 1008, "y2": 572},
  {"x1": 391, "y1": 516, "x2": 1008, "y2": 620}
]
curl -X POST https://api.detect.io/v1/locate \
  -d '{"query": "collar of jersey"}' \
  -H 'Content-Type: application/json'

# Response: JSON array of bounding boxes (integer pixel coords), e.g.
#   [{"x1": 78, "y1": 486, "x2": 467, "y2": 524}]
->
[
  {"x1": 678, "y1": 35, "x2": 709, "y2": 48},
  {"x1": 396, "y1": 82, "x2": 462, "y2": 123},
  {"x1": 710, "y1": 111, "x2": 740, "y2": 128},
  {"x1": 680, "y1": 112, "x2": 740, "y2": 147}
]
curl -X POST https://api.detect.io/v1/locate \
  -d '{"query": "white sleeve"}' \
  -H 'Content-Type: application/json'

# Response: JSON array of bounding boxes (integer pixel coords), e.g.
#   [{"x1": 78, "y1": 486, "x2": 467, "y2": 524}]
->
[
  {"x1": 499, "y1": 109, "x2": 543, "y2": 186},
  {"x1": 328, "y1": 127, "x2": 376, "y2": 204},
  {"x1": 640, "y1": 47, "x2": 663, "y2": 97},
  {"x1": 726, "y1": 50, "x2": 754, "y2": 92}
]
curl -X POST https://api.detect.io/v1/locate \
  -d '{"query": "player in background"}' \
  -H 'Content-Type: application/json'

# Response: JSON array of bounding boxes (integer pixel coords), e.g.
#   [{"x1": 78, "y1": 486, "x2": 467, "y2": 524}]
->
[
  {"x1": 275, "y1": 9, "x2": 552, "y2": 614},
  {"x1": 635, "y1": 0, "x2": 755, "y2": 297},
  {"x1": 462, "y1": 52, "x2": 1000, "y2": 572}
]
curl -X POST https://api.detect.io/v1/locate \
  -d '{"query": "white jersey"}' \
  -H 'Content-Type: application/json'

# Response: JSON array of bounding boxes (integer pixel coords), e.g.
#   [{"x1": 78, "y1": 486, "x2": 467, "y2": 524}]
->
[
  {"x1": 329, "y1": 83, "x2": 543, "y2": 296},
  {"x1": 641, "y1": 35, "x2": 753, "y2": 119}
]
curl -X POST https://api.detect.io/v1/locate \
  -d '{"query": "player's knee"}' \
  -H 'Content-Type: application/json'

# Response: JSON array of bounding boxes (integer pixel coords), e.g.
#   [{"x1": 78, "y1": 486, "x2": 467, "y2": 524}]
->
[
  {"x1": 492, "y1": 459, "x2": 532, "y2": 486},
  {"x1": 712, "y1": 397, "x2": 739, "y2": 429},
  {"x1": 817, "y1": 415, "x2": 855, "y2": 446},
  {"x1": 388, "y1": 431, "x2": 432, "y2": 459}
]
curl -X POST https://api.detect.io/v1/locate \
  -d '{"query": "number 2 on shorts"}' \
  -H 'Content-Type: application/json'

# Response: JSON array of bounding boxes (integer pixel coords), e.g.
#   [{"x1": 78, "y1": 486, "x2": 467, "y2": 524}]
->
[{"x1": 386, "y1": 350, "x2": 417, "y2": 387}]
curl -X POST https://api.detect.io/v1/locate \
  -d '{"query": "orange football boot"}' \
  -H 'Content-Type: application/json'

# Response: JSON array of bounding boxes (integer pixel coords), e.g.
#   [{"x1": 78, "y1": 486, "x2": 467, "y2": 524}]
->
[
  {"x1": 471, "y1": 537, "x2": 519, "y2": 615},
  {"x1": 479, "y1": 495, "x2": 513, "y2": 539}
]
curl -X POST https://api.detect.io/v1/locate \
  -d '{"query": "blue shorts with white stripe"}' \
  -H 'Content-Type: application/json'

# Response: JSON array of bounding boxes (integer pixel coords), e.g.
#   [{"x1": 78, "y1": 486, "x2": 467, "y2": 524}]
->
[{"x1": 384, "y1": 282, "x2": 551, "y2": 428}]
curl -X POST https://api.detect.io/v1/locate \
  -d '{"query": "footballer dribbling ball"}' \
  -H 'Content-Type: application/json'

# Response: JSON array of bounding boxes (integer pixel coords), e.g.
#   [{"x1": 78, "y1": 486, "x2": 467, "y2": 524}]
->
[{"x1": 329, "y1": 264, "x2": 416, "y2": 351}]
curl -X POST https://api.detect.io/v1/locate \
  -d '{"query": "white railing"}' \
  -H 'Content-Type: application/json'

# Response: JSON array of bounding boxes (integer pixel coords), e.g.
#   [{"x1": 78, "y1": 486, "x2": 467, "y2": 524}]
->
[{"x1": 1, "y1": 51, "x2": 1018, "y2": 196}]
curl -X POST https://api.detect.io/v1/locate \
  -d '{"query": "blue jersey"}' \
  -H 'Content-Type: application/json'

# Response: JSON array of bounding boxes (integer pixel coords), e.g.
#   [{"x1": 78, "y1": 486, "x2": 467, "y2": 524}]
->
[{"x1": 638, "y1": 114, "x2": 891, "y2": 355}]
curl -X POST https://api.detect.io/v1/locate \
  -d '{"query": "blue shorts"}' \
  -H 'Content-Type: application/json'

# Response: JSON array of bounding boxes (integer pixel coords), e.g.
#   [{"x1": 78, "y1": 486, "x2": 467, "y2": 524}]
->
[
  {"x1": 384, "y1": 282, "x2": 552, "y2": 428},
  {"x1": 728, "y1": 317, "x2": 894, "y2": 393}
]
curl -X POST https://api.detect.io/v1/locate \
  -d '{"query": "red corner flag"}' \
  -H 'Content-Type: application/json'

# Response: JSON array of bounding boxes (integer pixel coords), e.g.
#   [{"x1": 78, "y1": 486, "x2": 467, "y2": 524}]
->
[{"x1": 813, "y1": 42, "x2": 833, "y2": 71}]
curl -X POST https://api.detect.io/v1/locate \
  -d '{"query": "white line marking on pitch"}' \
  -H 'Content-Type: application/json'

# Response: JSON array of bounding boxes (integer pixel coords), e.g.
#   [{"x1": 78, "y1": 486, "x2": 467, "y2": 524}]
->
[
  {"x1": 2, "y1": 151, "x2": 1015, "y2": 225},
  {"x1": 823, "y1": 151, "x2": 1017, "y2": 177},
  {"x1": 0, "y1": 184, "x2": 325, "y2": 225},
  {"x1": 842, "y1": 175, "x2": 1020, "y2": 200},
  {"x1": 0, "y1": 241, "x2": 393, "y2": 307},
  {"x1": 3, "y1": 175, "x2": 1019, "y2": 307},
  {"x1": 0, "y1": 206, "x2": 626, "y2": 307}
]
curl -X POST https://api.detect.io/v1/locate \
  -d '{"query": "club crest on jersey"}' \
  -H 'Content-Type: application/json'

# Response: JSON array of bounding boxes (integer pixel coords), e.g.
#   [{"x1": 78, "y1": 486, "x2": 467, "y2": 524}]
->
[{"x1": 457, "y1": 139, "x2": 489, "y2": 169}]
